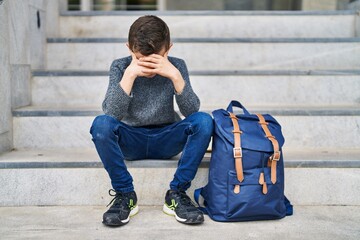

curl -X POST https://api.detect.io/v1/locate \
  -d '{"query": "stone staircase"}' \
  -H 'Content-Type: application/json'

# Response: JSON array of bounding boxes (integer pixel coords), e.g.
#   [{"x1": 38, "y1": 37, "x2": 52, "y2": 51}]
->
[{"x1": 1, "y1": 11, "x2": 360, "y2": 209}]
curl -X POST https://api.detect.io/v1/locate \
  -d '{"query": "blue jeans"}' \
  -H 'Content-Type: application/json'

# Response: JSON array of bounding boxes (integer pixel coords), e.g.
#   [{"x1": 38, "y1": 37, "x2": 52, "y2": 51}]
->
[{"x1": 90, "y1": 112, "x2": 213, "y2": 193}]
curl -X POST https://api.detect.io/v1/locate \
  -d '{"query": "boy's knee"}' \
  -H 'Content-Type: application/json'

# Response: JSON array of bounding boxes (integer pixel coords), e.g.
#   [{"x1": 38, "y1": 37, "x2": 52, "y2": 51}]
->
[
  {"x1": 90, "y1": 115, "x2": 119, "y2": 140},
  {"x1": 189, "y1": 112, "x2": 214, "y2": 135},
  {"x1": 194, "y1": 112, "x2": 213, "y2": 125}
]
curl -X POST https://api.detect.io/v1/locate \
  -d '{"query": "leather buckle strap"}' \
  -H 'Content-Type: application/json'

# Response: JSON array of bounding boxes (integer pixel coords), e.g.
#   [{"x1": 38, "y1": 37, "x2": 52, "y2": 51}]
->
[
  {"x1": 229, "y1": 112, "x2": 244, "y2": 193},
  {"x1": 256, "y1": 114, "x2": 281, "y2": 184},
  {"x1": 233, "y1": 147, "x2": 242, "y2": 158},
  {"x1": 270, "y1": 150, "x2": 281, "y2": 161}
]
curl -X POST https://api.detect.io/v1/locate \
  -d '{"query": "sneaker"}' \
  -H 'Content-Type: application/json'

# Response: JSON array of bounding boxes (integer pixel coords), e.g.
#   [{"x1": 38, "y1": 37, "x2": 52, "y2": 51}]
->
[
  {"x1": 163, "y1": 189, "x2": 204, "y2": 224},
  {"x1": 102, "y1": 189, "x2": 139, "y2": 227}
]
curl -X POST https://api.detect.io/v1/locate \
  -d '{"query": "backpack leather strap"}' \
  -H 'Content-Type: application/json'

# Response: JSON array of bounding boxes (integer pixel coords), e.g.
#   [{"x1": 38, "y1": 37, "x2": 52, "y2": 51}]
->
[
  {"x1": 256, "y1": 114, "x2": 280, "y2": 184},
  {"x1": 229, "y1": 113, "x2": 244, "y2": 194}
]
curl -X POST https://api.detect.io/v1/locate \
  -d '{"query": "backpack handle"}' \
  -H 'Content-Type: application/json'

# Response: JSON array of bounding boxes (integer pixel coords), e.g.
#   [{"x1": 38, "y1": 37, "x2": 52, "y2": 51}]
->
[{"x1": 226, "y1": 100, "x2": 251, "y2": 115}]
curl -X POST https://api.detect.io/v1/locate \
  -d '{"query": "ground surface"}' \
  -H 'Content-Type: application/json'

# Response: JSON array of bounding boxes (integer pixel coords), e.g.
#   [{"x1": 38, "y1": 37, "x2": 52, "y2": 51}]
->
[{"x1": 0, "y1": 206, "x2": 359, "y2": 240}]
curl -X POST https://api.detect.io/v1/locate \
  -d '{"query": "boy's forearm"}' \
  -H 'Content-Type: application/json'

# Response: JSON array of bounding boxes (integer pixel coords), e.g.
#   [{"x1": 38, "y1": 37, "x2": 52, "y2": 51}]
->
[
  {"x1": 119, "y1": 69, "x2": 137, "y2": 96},
  {"x1": 102, "y1": 64, "x2": 133, "y2": 120},
  {"x1": 171, "y1": 70, "x2": 185, "y2": 94}
]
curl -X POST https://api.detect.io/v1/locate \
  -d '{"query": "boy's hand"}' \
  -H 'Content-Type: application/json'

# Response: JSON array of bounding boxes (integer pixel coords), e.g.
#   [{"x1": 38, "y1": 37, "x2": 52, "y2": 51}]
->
[
  {"x1": 125, "y1": 51, "x2": 156, "y2": 78},
  {"x1": 137, "y1": 51, "x2": 180, "y2": 80},
  {"x1": 120, "y1": 51, "x2": 155, "y2": 96},
  {"x1": 137, "y1": 51, "x2": 185, "y2": 93}
]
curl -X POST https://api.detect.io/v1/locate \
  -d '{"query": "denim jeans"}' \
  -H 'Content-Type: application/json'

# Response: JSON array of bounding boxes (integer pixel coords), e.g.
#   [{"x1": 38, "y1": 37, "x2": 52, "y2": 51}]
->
[{"x1": 90, "y1": 112, "x2": 213, "y2": 193}]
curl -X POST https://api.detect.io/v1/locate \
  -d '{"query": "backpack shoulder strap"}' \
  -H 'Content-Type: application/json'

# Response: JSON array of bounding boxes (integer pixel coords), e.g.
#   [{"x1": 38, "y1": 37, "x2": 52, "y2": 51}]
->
[{"x1": 194, "y1": 188, "x2": 208, "y2": 214}]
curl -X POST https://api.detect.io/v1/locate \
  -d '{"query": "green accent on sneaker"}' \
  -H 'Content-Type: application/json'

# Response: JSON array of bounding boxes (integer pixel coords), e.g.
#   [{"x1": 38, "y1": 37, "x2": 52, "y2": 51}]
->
[
  {"x1": 166, "y1": 199, "x2": 178, "y2": 210},
  {"x1": 129, "y1": 199, "x2": 136, "y2": 210}
]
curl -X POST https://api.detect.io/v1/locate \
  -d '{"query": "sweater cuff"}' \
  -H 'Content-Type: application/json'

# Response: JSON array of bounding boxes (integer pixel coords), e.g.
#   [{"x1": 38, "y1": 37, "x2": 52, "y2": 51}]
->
[
  {"x1": 175, "y1": 80, "x2": 191, "y2": 98},
  {"x1": 118, "y1": 83, "x2": 133, "y2": 99}
]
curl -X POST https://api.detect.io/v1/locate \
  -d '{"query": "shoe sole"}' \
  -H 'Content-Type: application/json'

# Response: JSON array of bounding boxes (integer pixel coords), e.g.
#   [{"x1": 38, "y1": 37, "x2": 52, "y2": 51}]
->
[
  {"x1": 103, "y1": 205, "x2": 139, "y2": 227},
  {"x1": 162, "y1": 204, "x2": 204, "y2": 225}
]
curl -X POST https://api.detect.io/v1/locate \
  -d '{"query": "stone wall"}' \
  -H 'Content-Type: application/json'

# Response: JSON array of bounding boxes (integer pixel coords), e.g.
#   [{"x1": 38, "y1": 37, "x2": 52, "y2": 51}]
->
[
  {"x1": 0, "y1": 0, "x2": 50, "y2": 153},
  {"x1": 0, "y1": 0, "x2": 12, "y2": 152},
  {"x1": 29, "y1": 0, "x2": 47, "y2": 70},
  {"x1": 46, "y1": 0, "x2": 63, "y2": 37},
  {"x1": 8, "y1": 1, "x2": 31, "y2": 109},
  {"x1": 351, "y1": 0, "x2": 360, "y2": 37}
]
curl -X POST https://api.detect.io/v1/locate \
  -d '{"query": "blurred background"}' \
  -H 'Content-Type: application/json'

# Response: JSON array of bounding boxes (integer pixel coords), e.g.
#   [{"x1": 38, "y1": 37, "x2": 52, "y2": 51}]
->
[{"x1": 67, "y1": 0, "x2": 360, "y2": 11}]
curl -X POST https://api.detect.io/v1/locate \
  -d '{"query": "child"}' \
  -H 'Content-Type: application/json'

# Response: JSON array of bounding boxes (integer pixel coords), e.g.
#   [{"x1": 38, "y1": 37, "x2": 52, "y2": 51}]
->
[{"x1": 90, "y1": 15, "x2": 213, "y2": 227}]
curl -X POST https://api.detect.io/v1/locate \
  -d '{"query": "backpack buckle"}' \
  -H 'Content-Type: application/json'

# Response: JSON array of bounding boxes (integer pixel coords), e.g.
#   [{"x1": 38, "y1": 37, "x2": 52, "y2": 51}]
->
[
  {"x1": 233, "y1": 147, "x2": 242, "y2": 158},
  {"x1": 270, "y1": 151, "x2": 281, "y2": 161}
]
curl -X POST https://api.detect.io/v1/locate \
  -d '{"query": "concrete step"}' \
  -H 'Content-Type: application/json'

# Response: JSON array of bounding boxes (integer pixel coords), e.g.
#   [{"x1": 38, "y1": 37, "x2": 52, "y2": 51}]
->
[
  {"x1": 0, "y1": 149, "x2": 359, "y2": 206},
  {"x1": 31, "y1": 70, "x2": 360, "y2": 108},
  {"x1": 58, "y1": 11, "x2": 358, "y2": 38},
  {"x1": 1, "y1": 205, "x2": 360, "y2": 239},
  {"x1": 46, "y1": 38, "x2": 360, "y2": 71},
  {"x1": 12, "y1": 107, "x2": 360, "y2": 149}
]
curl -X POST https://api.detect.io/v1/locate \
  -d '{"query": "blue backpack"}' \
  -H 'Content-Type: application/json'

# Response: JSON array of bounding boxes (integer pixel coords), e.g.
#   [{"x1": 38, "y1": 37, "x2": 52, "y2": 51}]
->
[{"x1": 195, "y1": 101, "x2": 293, "y2": 221}]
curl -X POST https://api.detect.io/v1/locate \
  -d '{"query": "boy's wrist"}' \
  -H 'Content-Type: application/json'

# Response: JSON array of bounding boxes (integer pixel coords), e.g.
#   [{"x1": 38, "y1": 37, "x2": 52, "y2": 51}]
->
[
  {"x1": 171, "y1": 70, "x2": 185, "y2": 94},
  {"x1": 170, "y1": 69, "x2": 182, "y2": 83},
  {"x1": 124, "y1": 68, "x2": 138, "y2": 81},
  {"x1": 119, "y1": 68, "x2": 137, "y2": 96}
]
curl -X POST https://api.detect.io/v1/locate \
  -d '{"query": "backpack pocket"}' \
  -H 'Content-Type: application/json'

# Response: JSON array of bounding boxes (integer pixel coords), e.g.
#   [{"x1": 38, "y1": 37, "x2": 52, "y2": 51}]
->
[{"x1": 226, "y1": 168, "x2": 286, "y2": 221}]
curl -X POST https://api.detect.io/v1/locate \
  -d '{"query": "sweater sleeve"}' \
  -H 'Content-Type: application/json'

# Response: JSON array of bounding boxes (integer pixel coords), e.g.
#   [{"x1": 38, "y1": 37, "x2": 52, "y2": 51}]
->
[
  {"x1": 102, "y1": 59, "x2": 132, "y2": 120},
  {"x1": 175, "y1": 59, "x2": 200, "y2": 117}
]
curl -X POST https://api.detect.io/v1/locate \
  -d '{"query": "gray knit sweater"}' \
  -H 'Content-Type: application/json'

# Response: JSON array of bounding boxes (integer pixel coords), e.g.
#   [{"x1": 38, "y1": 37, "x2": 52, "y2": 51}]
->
[{"x1": 102, "y1": 56, "x2": 200, "y2": 127}]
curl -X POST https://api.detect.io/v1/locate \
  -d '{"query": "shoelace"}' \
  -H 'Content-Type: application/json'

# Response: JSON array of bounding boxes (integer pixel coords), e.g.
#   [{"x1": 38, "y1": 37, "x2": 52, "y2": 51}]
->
[{"x1": 106, "y1": 189, "x2": 124, "y2": 207}]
